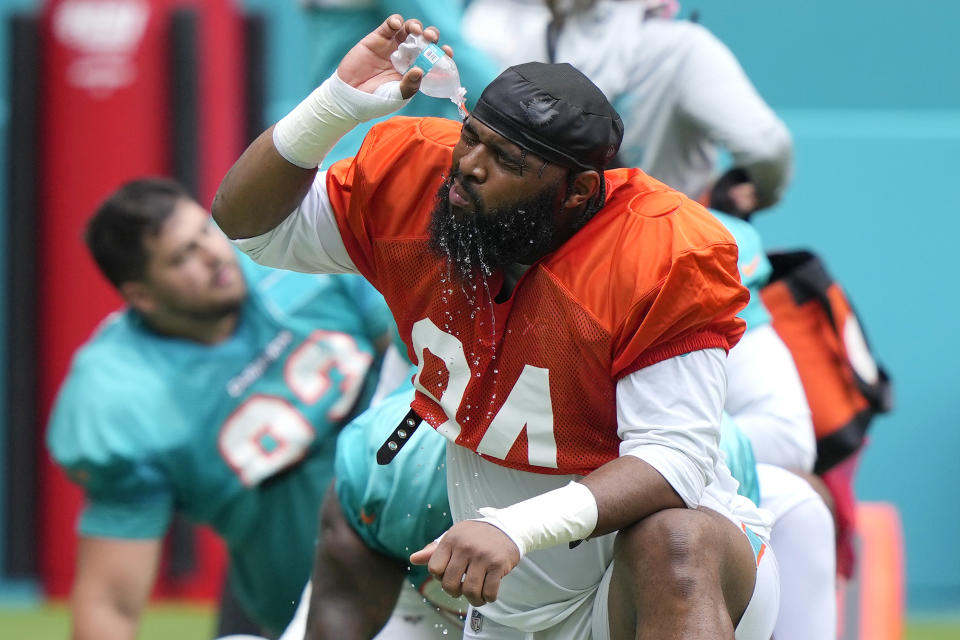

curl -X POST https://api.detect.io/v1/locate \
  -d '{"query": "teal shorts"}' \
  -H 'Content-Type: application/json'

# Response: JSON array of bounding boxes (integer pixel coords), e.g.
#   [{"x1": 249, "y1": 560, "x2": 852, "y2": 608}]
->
[{"x1": 334, "y1": 384, "x2": 452, "y2": 591}]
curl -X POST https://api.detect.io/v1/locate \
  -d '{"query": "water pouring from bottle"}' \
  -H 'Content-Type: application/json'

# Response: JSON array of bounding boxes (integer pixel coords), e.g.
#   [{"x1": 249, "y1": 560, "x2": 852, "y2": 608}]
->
[{"x1": 390, "y1": 34, "x2": 469, "y2": 116}]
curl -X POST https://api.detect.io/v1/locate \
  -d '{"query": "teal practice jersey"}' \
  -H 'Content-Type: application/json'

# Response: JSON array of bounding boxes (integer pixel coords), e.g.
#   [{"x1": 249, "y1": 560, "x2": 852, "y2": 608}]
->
[
  {"x1": 47, "y1": 253, "x2": 392, "y2": 633},
  {"x1": 711, "y1": 210, "x2": 773, "y2": 331},
  {"x1": 335, "y1": 375, "x2": 467, "y2": 618}
]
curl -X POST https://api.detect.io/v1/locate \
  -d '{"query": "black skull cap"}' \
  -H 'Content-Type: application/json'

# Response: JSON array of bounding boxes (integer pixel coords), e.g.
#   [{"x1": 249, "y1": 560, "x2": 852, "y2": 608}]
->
[{"x1": 470, "y1": 62, "x2": 624, "y2": 172}]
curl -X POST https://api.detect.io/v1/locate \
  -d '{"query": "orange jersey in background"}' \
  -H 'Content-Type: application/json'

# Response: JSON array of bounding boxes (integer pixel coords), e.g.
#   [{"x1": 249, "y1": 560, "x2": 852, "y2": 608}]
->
[{"x1": 327, "y1": 117, "x2": 747, "y2": 476}]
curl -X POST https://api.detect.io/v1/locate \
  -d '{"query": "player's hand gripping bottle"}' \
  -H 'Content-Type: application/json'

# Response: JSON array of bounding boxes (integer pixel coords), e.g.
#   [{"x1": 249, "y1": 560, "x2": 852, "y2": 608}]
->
[{"x1": 390, "y1": 34, "x2": 468, "y2": 116}]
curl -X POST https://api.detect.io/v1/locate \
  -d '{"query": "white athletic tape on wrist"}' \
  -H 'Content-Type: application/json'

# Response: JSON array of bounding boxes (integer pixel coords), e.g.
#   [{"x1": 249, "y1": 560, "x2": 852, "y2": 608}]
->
[
  {"x1": 272, "y1": 72, "x2": 408, "y2": 169},
  {"x1": 475, "y1": 481, "x2": 598, "y2": 558}
]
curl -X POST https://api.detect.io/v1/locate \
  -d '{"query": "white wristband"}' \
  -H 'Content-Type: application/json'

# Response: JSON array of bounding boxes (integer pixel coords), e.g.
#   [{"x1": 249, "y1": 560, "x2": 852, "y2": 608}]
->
[
  {"x1": 272, "y1": 72, "x2": 409, "y2": 169},
  {"x1": 475, "y1": 481, "x2": 599, "y2": 558}
]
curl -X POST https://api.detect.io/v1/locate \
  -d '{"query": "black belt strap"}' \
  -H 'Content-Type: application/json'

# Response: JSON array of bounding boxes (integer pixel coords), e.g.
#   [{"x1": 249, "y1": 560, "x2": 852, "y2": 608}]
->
[
  {"x1": 376, "y1": 408, "x2": 423, "y2": 465},
  {"x1": 378, "y1": 408, "x2": 586, "y2": 550}
]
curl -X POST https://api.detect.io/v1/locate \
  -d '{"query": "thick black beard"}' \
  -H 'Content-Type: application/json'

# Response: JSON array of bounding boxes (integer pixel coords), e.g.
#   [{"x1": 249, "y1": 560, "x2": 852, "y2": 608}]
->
[{"x1": 428, "y1": 171, "x2": 561, "y2": 284}]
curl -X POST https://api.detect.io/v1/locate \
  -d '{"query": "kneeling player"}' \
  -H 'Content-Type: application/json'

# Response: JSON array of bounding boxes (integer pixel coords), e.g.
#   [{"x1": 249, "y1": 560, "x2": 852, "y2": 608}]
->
[{"x1": 261, "y1": 383, "x2": 766, "y2": 640}]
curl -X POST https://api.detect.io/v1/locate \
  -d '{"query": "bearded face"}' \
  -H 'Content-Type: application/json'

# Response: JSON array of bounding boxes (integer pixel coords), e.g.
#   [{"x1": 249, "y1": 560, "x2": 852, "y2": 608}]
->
[{"x1": 428, "y1": 169, "x2": 566, "y2": 284}]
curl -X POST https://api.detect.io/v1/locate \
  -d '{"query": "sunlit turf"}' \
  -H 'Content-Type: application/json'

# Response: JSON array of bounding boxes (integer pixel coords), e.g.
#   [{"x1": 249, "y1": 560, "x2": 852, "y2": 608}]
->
[
  {"x1": 0, "y1": 602, "x2": 958, "y2": 639},
  {"x1": 0, "y1": 602, "x2": 216, "y2": 640},
  {"x1": 908, "y1": 621, "x2": 960, "y2": 640}
]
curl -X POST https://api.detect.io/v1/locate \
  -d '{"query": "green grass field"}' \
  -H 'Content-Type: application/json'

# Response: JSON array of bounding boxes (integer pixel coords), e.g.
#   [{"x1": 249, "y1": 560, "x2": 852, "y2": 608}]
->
[
  {"x1": 0, "y1": 603, "x2": 215, "y2": 639},
  {"x1": 1, "y1": 603, "x2": 958, "y2": 639},
  {"x1": 908, "y1": 623, "x2": 960, "y2": 640}
]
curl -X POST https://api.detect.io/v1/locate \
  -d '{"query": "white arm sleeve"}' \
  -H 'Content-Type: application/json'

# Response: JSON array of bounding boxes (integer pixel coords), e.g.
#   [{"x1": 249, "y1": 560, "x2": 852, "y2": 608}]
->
[
  {"x1": 273, "y1": 71, "x2": 407, "y2": 169},
  {"x1": 676, "y1": 24, "x2": 793, "y2": 209},
  {"x1": 229, "y1": 70, "x2": 411, "y2": 272},
  {"x1": 725, "y1": 324, "x2": 816, "y2": 472},
  {"x1": 617, "y1": 348, "x2": 727, "y2": 508},
  {"x1": 230, "y1": 171, "x2": 359, "y2": 274}
]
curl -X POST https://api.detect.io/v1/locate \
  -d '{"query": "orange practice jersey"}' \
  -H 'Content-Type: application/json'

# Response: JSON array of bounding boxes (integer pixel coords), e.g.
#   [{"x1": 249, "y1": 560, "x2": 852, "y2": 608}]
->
[{"x1": 328, "y1": 117, "x2": 748, "y2": 476}]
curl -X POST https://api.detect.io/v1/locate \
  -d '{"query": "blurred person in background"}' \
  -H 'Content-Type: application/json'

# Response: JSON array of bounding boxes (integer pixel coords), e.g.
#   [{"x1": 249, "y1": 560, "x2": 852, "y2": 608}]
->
[
  {"x1": 461, "y1": 0, "x2": 793, "y2": 218},
  {"x1": 46, "y1": 178, "x2": 394, "y2": 639},
  {"x1": 714, "y1": 209, "x2": 838, "y2": 640},
  {"x1": 299, "y1": 0, "x2": 499, "y2": 165}
]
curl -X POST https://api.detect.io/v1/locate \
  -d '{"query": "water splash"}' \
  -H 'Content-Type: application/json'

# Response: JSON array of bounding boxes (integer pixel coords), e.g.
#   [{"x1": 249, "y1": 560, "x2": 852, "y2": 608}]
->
[{"x1": 471, "y1": 217, "x2": 498, "y2": 341}]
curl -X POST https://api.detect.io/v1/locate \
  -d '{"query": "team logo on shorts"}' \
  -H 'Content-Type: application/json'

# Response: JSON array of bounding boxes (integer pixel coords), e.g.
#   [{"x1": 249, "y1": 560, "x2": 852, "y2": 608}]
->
[{"x1": 470, "y1": 608, "x2": 483, "y2": 633}]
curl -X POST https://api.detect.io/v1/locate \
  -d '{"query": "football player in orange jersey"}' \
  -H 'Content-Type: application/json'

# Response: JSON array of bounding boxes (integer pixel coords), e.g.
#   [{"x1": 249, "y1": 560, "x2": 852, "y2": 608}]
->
[{"x1": 213, "y1": 15, "x2": 779, "y2": 640}]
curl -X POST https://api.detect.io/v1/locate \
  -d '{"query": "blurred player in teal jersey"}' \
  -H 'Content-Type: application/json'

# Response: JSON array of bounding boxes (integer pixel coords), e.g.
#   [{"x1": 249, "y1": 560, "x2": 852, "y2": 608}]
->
[{"x1": 46, "y1": 178, "x2": 393, "y2": 639}]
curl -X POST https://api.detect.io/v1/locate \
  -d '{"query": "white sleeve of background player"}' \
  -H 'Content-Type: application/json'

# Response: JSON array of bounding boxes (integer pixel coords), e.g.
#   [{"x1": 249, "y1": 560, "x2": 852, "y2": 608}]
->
[
  {"x1": 725, "y1": 324, "x2": 816, "y2": 472},
  {"x1": 230, "y1": 171, "x2": 359, "y2": 275},
  {"x1": 675, "y1": 24, "x2": 793, "y2": 209},
  {"x1": 616, "y1": 348, "x2": 726, "y2": 508}
]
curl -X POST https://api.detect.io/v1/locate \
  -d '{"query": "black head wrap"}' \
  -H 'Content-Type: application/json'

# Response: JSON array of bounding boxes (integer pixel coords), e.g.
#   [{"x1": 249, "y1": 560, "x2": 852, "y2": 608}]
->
[{"x1": 471, "y1": 62, "x2": 624, "y2": 172}]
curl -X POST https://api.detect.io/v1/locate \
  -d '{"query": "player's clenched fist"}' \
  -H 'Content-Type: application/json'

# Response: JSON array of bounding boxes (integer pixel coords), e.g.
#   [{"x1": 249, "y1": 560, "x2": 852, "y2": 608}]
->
[{"x1": 410, "y1": 520, "x2": 521, "y2": 607}]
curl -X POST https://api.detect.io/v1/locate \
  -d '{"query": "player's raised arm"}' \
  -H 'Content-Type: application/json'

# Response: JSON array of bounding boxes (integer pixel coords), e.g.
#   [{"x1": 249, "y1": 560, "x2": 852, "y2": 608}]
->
[{"x1": 212, "y1": 15, "x2": 446, "y2": 240}]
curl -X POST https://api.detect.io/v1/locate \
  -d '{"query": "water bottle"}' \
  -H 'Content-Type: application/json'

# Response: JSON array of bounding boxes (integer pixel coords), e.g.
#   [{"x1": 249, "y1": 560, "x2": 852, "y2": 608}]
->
[{"x1": 390, "y1": 34, "x2": 467, "y2": 115}]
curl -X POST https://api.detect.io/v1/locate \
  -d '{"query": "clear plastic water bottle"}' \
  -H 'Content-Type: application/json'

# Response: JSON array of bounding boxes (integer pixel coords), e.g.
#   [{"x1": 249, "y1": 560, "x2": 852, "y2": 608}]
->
[{"x1": 390, "y1": 34, "x2": 467, "y2": 116}]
